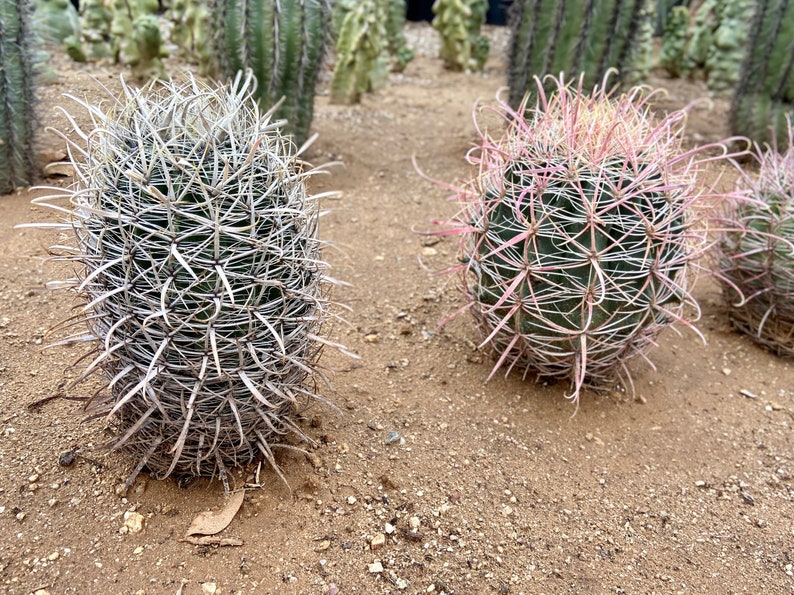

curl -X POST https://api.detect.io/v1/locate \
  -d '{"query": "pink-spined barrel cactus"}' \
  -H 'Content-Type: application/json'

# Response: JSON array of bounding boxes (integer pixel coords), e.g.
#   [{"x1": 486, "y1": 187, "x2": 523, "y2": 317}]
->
[
  {"x1": 713, "y1": 122, "x2": 794, "y2": 356},
  {"x1": 433, "y1": 74, "x2": 738, "y2": 404}
]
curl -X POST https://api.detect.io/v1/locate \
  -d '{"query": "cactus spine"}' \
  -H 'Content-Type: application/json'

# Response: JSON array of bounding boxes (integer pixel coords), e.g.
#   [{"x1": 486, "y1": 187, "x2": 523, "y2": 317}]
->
[
  {"x1": 0, "y1": 0, "x2": 38, "y2": 195},
  {"x1": 34, "y1": 72, "x2": 341, "y2": 486},
  {"x1": 432, "y1": 0, "x2": 489, "y2": 72},
  {"x1": 508, "y1": 0, "x2": 654, "y2": 108},
  {"x1": 730, "y1": 1, "x2": 794, "y2": 148},
  {"x1": 713, "y1": 124, "x2": 794, "y2": 356},
  {"x1": 212, "y1": 0, "x2": 330, "y2": 146},
  {"x1": 434, "y1": 75, "x2": 729, "y2": 403}
]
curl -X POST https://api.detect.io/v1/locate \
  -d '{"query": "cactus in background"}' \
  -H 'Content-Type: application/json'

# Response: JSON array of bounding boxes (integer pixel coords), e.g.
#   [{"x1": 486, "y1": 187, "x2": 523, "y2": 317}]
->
[
  {"x1": 0, "y1": 0, "x2": 38, "y2": 195},
  {"x1": 684, "y1": 0, "x2": 753, "y2": 94},
  {"x1": 329, "y1": 0, "x2": 390, "y2": 104},
  {"x1": 212, "y1": 0, "x2": 330, "y2": 146},
  {"x1": 67, "y1": 0, "x2": 114, "y2": 61},
  {"x1": 109, "y1": 0, "x2": 160, "y2": 65},
  {"x1": 712, "y1": 123, "x2": 794, "y2": 356},
  {"x1": 730, "y1": 1, "x2": 794, "y2": 149},
  {"x1": 432, "y1": 74, "x2": 734, "y2": 403},
  {"x1": 655, "y1": 0, "x2": 689, "y2": 35},
  {"x1": 432, "y1": 0, "x2": 489, "y2": 72},
  {"x1": 660, "y1": 5, "x2": 691, "y2": 77},
  {"x1": 166, "y1": 0, "x2": 213, "y2": 73},
  {"x1": 386, "y1": 0, "x2": 414, "y2": 72},
  {"x1": 128, "y1": 13, "x2": 167, "y2": 79},
  {"x1": 508, "y1": 0, "x2": 654, "y2": 109},
  {"x1": 31, "y1": 0, "x2": 80, "y2": 45},
  {"x1": 32, "y1": 72, "x2": 344, "y2": 487}
]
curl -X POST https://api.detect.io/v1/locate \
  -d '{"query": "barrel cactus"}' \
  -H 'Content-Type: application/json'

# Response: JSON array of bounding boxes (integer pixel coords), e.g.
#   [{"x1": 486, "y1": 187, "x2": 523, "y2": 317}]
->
[
  {"x1": 712, "y1": 124, "x2": 794, "y2": 356},
  {"x1": 0, "y1": 0, "x2": 38, "y2": 195},
  {"x1": 34, "y1": 72, "x2": 341, "y2": 486},
  {"x1": 433, "y1": 75, "x2": 731, "y2": 403}
]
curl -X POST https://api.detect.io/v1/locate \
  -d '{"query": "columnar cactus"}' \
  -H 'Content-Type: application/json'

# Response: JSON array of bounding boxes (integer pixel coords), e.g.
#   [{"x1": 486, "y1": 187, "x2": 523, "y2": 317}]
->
[
  {"x1": 31, "y1": 0, "x2": 80, "y2": 45},
  {"x1": 508, "y1": 0, "x2": 654, "y2": 108},
  {"x1": 33, "y1": 72, "x2": 342, "y2": 486},
  {"x1": 432, "y1": 0, "x2": 489, "y2": 72},
  {"x1": 212, "y1": 0, "x2": 330, "y2": 146},
  {"x1": 713, "y1": 124, "x2": 794, "y2": 356},
  {"x1": 386, "y1": 0, "x2": 414, "y2": 72},
  {"x1": 730, "y1": 1, "x2": 794, "y2": 149},
  {"x1": 0, "y1": 0, "x2": 38, "y2": 195},
  {"x1": 166, "y1": 0, "x2": 213, "y2": 72},
  {"x1": 660, "y1": 5, "x2": 691, "y2": 77},
  {"x1": 433, "y1": 75, "x2": 732, "y2": 403},
  {"x1": 329, "y1": 0, "x2": 389, "y2": 104}
]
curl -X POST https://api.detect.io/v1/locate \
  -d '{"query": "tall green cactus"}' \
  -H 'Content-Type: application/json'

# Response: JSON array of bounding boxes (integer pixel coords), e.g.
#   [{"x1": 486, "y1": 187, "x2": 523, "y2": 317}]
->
[
  {"x1": 432, "y1": 0, "x2": 489, "y2": 72},
  {"x1": 329, "y1": 0, "x2": 389, "y2": 104},
  {"x1": 212, "y1": 0, "x2": 330, "y2": 146},
  {"x1": 508, "y1": 0, "x2": 654, "y2": 108},
  {"x1": 0, "y1": 0, "x2": 38, "y2": 195},
  {"x1": 730, "y1": 1, "x2": 794, "y2": 148}
]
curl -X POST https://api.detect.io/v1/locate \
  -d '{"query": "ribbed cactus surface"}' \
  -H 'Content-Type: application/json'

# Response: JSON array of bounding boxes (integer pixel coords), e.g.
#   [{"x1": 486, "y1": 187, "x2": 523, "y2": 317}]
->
[
  {"x1": 730, "y1": 0, "x2": 794, "y2": 148},
  {"x1": 0, "y1": 0, "x2": 37, "y2": 194},
  {"x1": 435, "y1": 75, "x2": 724, "y2": 402},
  {"x1": 432, "y1": 0, "x2": 489, "y2": 72},
  {"x1": 508, "y1": 0, "x2": 654, "y2": 108},
  {"x1": 713, "y1": 126, "x2": 794, "y2": 356},
  {"x1": 36, "y1": 73, "x2": 338, "y2": 486},
  {"x1": 212, "y1": 0, "x2": 330, "y2": 146}
]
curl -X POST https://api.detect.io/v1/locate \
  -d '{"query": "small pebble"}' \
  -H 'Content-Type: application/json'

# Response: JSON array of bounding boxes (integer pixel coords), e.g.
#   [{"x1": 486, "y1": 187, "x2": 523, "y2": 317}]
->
[
  {"x1": 368, "y1": 561, "x2": 384, "y2": 573},
  {"x1": 347, "y1": 496, "x2": 357, "y2": 505},
  {"x1": 408, "y1": 516, "x2": 420, "y2": 530},
  {"x1": 58, "y1": 450, "x2": 76, "y2": 467},
  {"x1": 201, "y1": 583, "x2": 217, "y2": 594},
  {"x1": 371, "y1": 533, "x2": 386, "y2": 549}
]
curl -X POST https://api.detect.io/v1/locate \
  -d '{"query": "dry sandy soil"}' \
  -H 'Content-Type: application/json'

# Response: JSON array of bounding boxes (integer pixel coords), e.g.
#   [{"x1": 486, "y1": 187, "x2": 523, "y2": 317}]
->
[{"x1": 1, "y1": 23, "x2": 793, "y2": 595}]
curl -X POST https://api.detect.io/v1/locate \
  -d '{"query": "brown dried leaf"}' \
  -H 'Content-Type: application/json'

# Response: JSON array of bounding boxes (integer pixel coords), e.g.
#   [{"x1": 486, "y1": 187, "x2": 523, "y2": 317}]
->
[{"x1": 185, "y1": 490, "x2": 245, "y2": 537}]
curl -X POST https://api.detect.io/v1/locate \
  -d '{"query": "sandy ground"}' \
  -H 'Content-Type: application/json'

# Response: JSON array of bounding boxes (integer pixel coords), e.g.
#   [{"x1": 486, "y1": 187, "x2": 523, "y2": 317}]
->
[{"x1": 1, "y1": 23, "x2": 793, "y2": 595}]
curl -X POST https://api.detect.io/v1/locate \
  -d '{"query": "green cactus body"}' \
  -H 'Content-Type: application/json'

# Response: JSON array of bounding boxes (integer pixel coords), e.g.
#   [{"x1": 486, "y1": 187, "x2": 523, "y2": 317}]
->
[
  {"x1": 167, "y1": 0, "x2": 213, "y2": 73},
  {"x1": 129, "y1": 13, "x2": 167, "y2": 79},
  {"x1": 213, "y1": 0, "x2": 329, "y2": 146},
  {"x1": 508, "y1": 0, "x2": 654, "y2": 108},
  {"x1": 432, "y1": 0, "x2": 489, "y2": 72},
  {"x1": 74, "y1": 0, "x2": 114, "y2": 61},
  {"x1": 434, "y1": 75, "x2": 728, "y2": 402},
  {"x1": 714, "y1": 125, "x2": 794, "y2": 355},
  {"x1": 0, "y1": 0, "x2": 38, "y2": 195},
  {"x1": 730, "y1": 0, "x2": 794, "y2": 148},
  {"x1": 329, "y1": 0, "x2": 389, "y2": 104},
  {"x1": 660, "y1": 5, "x2": 691, "y2": 77},
  {"x1": 35, "y1": 72, "x2": 341, "y2": 486},
  {"x1": 386, "y1": 0, "x2": 414, "y2": 72},
  {"x1": 31, "y1": 0, "x2": 80, "y2": 44},
  {"x1": 701, "y1": 0, "x2": 753, "y2": 93}
]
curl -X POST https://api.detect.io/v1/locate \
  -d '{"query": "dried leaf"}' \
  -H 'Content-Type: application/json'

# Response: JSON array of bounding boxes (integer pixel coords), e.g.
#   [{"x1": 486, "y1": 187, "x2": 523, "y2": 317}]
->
[{"x1": 185, "y1": 490, "x2": 244, "y2": 537}]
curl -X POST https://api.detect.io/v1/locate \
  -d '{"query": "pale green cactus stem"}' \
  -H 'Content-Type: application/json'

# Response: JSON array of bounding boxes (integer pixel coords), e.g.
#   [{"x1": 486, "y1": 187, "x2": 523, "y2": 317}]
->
[
  {"x1": 129, "y1": 13, "x2": 167, "y2": 79},
  {"x1": 385, "y1": 0, "x2": 414, "y2": 72},
  {"x1": 167, "y1": 0, "x2": 213, "y2": 74},
  {"x1": 703, "y1": 0, "x2": 754, "y2": 94},
  {"x1": 329, "y1": 0, "x2": 390, "y2": 104},
  {"x1": 31, "y1": 0, "x2": 80, "y2": 44},
  {"x1": 431, "y1": 0, "x2": 489, "y2": 72},
  {"x1": 660, "y1": 5, "x2": 692, "y2": 77},
  {"x1": 70, "y1": 0, "x2": 114, "y2": 61}
]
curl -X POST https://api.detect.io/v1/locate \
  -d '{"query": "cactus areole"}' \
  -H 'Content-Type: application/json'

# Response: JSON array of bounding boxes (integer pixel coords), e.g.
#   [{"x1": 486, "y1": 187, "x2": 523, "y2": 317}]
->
[
  {"x1": 435, "y1": 75, "x2": 723, "y2": 403},
  {"x1": 37, "y1": 72, "x2": 341, "y2": 487}
]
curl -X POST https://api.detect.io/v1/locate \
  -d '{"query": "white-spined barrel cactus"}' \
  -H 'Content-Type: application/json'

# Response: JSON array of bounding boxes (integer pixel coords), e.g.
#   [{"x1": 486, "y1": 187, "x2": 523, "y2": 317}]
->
[
  {"x1": 713, "y1": 125, "x2": 794, "y2": 356},
  {"x1": 36, "y1": 72, "x2": 341, "y2": 486},
  {"x1": 435, "y1": 75, "x2": 730, "y2": 403}
]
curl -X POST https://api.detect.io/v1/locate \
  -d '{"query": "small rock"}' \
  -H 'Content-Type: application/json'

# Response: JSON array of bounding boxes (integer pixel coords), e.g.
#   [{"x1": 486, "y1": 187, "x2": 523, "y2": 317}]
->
[
  {"x1": 722, "y1": 368, "x2": 731, "y2": 376},
  {"x1": 347, "y1": 496, "x2": 357, "y2": 505},
  {"x1": 328, "y1": 585, "x2": 339, "y2": 595},
  {"x1": 132, "y1": 546, "x2": 144, "y2": 555},
  {"x1": 123, "y1": 511, "x2": 145, "y2": 534},
  {"x1": 315, "y1": 540, "x2": 331, "y2": 552},
  {"x1": 58, "y1": 450, "x2": 75, "y2": 467},
  {"x1": 364, "y1": 333, "x2": 379, "y2": 344},
  {"x1": 201, "y1": 583, "x2": 217, "y2": 594},
  {"x1": 47, "y1": 551, "x2": 59, "y2": 561},
  {"x1": 384, "y1": 522, "x2": 396, "y2": 534},
  {"x1": 421, "y1": 247, "x2": 437, "y2": 256},
  {"x1": 368, "y1": 561, "x2": 384, "y2": 573},
  {"x1": 739, "y1": 389, "x2": 757, "y2": 399},
  {"x1": 371, "y1": 533, "x2": 386, "y2": 549},
  {"x1": 385, "y1": 430, "x2": 404, "y2": 446},
  {"x1": 408, "y1": 516, "x2": 420, "y2": 531}
]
